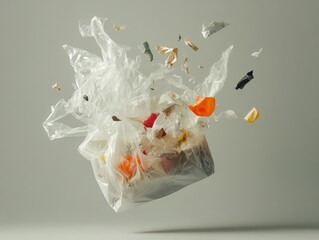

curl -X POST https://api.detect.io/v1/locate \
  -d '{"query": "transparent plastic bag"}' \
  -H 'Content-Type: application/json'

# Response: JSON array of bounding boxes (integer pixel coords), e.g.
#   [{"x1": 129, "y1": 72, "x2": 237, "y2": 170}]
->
[{"x1": 43, "y1": 17, "x2": 233, "y2": 212}]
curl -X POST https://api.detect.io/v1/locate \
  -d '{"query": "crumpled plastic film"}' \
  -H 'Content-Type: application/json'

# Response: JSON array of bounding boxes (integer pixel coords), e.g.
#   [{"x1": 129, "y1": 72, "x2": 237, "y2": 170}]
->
[{"x1": 43, "y1": 17, "x2": 234, "y2": 212}]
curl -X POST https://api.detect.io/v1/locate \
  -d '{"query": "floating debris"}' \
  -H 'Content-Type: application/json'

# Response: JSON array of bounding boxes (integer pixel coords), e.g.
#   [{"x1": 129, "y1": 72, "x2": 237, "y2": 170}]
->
[
  {"x1": 181, "y1": 57, "x2": 189, "y2": 74},
  {"x1": 244, "y1": 107, "x2": 260, "y2": 123},
  {"x1": 113, "y1": 25, "x2": 126, "y2": 31},
  {"x1": 52, "y1": 83, "x2": 61, "y2": 91},
  {"x1": 150, "y1": 87, "x2": 155, "y2": 91},
  {"x1": 202, "y1": 21, "x2": 229, "y2": 38},
  {"x1": 184, "y1": 37, "x2": 199, "y2": 51},
  {"x1": 251, "y1": 48, "x2": 263, "y2": 57},
  {"x1": 189, "y1": 96, "x2": 216, "y2": 117},
  {"x1": 178, "y1": 35, "x2": 181, "y2": 41},
  {"x1": 143, "y1": 41, "x2": 153, "y2": 62},
  {"x1": 155, "y1": 45, "x2": 178, "y2": 67},
  {"x1": 235, "y1": 71, "x2": 254, "y2": 90},
  {"x1": 214, "y1": 110, "x2": 237, "y2": 121},
  {"x1": 112, "y1": 115, "x2": 121, "y2": 121},
  {"x1": 83, "y1": 95, "x2": 89, "y2": 101},
  {"x1": 198, "y1": 65, "x2": 204, "y2": 69}
]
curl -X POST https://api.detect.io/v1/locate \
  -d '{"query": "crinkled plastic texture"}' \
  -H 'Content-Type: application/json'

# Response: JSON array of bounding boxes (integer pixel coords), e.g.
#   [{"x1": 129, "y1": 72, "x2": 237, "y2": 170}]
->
[{"x1": 43, "y1": 17, "x2": 233, "y2": 212}]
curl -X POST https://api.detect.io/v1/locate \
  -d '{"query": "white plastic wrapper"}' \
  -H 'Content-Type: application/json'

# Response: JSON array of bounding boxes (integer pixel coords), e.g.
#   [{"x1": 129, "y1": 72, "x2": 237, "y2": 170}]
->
[{"x1": 43, "y1": 17, "x2": 233, "y2": 212}]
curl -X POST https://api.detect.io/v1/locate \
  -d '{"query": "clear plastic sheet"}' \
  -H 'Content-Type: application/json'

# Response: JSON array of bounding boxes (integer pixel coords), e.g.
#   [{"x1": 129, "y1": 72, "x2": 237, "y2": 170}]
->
[{"x1": 43, "y1": 17, "x2": 233, "y2": 212}]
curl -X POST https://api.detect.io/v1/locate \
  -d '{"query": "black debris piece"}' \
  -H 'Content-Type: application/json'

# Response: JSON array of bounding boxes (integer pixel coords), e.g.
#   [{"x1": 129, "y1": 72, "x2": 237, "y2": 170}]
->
[
  {"x1": 143, "y1": 41, "x2": 153, "y2": 62},
  {"x1": 83, "y1": 95, "x2": 89, "y2": 101},
  {"x1": 112, "y1": 115, "x2": 121, "y2": 121},
  {"x1": 235, "y1": 70, "x2": 254, "y2": 90}
]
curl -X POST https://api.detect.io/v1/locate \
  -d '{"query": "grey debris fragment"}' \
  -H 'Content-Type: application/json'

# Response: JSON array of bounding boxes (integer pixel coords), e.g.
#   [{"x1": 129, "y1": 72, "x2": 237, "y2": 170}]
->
[
  {"x1": 202, "y1": 21, "x2": 229, "y2": 38},
  {"x1": 143, "y1": 41, "x2": 153, "y2": 62}
]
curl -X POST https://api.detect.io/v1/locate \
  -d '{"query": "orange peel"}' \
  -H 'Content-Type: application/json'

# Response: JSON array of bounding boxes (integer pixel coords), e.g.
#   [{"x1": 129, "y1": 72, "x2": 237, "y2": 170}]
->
[{"x1": 189, "y1": 96, "x2": 215, "y2": 117}]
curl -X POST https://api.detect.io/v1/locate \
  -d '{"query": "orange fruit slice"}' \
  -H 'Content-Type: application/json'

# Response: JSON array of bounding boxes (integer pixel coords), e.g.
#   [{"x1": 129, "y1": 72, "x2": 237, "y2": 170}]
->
[{"x1": 189, "y1": 96, "x2": 215, "y2": 117}]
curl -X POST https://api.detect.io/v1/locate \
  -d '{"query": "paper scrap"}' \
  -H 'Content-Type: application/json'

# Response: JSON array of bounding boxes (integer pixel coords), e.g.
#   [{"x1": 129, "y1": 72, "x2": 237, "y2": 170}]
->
[
  {"x1": 184, "y1": 37, "x2": 199, "y2": 51},
  {"x1": 235, "y1": 70, "x2": 254, "y2": 90},
  {"x1": 155, "y1": 46, "x2": 178, "y2": 67},
  {"x1": 214, "y1": 110, "x2": 237, "y2": 121},
  {"x1": 143, "y1": 41, "x2": 153, "y2": 62},
  {"x1": 244, "y1": 107, "x2": 260, "y2": 123},
  {"x1": 155, "y1": 46, "x2": 174, "y2": 54},
  {"x1": 251, "y1": 48, "x2": 262, "y2": 57},
  {"x1": 202, "y1": 21, "x2": 229, "y2": 38},
  {"x1": 113, "y1": 25, "x2": 126, "y2": 31},
  {"x1": 181, "y1": 57, "x2": 189, "y2": 74},
  {"x1": 52, "y1": 83, "x2": 61, "y2": 91}
]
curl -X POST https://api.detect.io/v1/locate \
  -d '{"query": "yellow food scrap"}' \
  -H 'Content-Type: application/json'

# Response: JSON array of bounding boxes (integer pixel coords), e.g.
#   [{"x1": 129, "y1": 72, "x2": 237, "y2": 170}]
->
[
  {"x1": 184, "y1": 37, "x2": 199, "y2": 51},
  {"x1": 177, "y1": 129, "x2": 188, "y2": 143},
  {"x1": 100, "y1": 153, "x2": 106, "y2": 163},
  {"x1": 244, "y1": 107, "x2": 260, "y2": 123}
]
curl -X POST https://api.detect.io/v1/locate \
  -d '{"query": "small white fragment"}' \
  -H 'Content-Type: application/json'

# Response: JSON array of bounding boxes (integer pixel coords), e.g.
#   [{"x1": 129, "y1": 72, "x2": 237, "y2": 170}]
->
[
  {"x1": 52, "y1": 83, "x2": 61, "y2": 91},
  {"x1": 251, "y1": 48, "x2": 263, "y2": 57},
  {"x1": 202, "y1": 21, "x2": 229, "y2": 38},
  {"x1": 214, "y1": 110, "x2": 237, "y2": 121}
]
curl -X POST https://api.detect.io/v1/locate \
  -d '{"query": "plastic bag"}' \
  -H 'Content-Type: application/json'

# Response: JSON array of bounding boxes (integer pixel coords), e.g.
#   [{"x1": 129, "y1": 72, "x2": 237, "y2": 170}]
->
[{"x1": 43, "y1": 17, "x2": 233, "y2": 212}]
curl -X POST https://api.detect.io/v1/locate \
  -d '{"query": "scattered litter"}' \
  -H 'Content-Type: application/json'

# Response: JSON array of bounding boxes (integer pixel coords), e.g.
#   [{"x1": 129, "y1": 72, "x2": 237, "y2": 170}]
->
[
  {"x1": 235, "y1": 70, "x2": 254, "y2": 90},
  {"x1": 113, "y1": 25, "x2": 126, "y2": 31},
  {"x1": 181, "y1": 57, "x2": 189, "y2": 74},
  {"x1": 198, "y1": 65, "x2": 204, "y2": 69},
  {"x1": 155, "y1": 45, "x2": 178, "y2": 67},
  {"x1": 143, "y1": 41, "x2": 153, "y2": 62},
  {"x1": 184, "y1": 37, "x2": 199, "y2": 51},
  {"x1": 251, "y1": 48, "x2": 262, "y2": 57},
  {"x1": 202, "y1": 21, "x2": 229, "y2": 38},
  {"x1": 52, "y1": 83, "x2": 61, "y2": 91},
  {"x1": 112, "y1": 115, "x2": 121, "y2": 121},
  {"x1": 189, "y1": 96, "x2": 216, "y2": 117},
  {"x1": 214, "y1": 110, "x2": 237, "y2": 121},
  {"x1": 43, "y1": 16, "x2": 264, "y2": 213},
  {"x1": 178, "y1": 35, "x2": 181, "y2": 41},
  {"x1": 244, "y1": 107, "x2": 259, "y2": 123}
]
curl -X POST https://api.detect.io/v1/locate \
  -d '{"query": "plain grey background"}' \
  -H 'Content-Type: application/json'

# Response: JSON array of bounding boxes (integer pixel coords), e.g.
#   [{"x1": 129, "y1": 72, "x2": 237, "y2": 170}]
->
[{"x1": 1, "y1": 0, "x2": 319, "y2": 236}]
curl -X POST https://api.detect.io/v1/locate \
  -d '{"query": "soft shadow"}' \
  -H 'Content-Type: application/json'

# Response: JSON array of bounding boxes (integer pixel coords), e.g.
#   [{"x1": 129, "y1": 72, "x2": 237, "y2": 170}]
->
[{"x1": 136, "y1": 225, "x2": 319, "y2": 234}]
